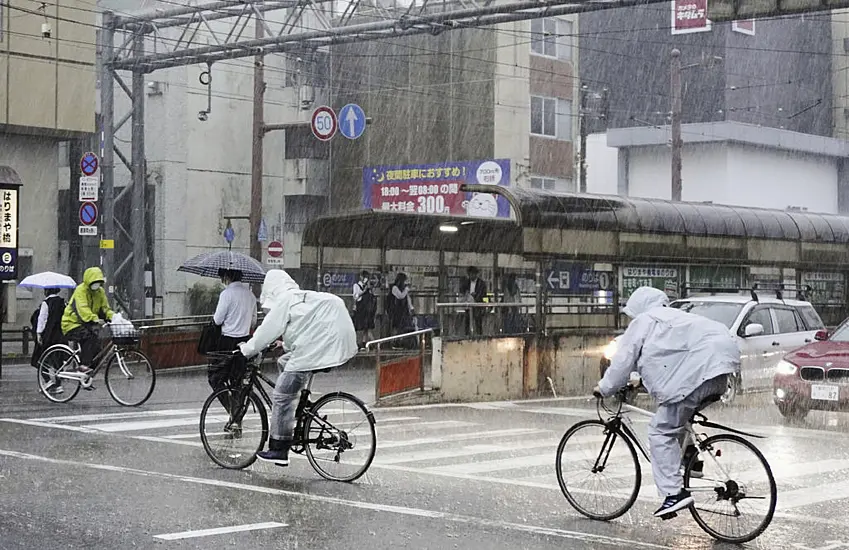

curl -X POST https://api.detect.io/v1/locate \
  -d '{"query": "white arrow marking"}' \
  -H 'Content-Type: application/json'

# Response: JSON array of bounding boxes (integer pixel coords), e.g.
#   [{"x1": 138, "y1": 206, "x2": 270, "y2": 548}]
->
[
  {"x1": 547, "y1": 272, "x2": 559, "y2": 289},
  {"x1": 345, "y1": 106, "x2": 358, "y2": 136}
]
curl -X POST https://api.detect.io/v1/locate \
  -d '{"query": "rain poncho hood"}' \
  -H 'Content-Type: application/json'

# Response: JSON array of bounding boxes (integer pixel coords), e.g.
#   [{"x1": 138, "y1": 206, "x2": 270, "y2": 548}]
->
[
  {"x1": 599, "y1": 286, "x2": 740, "y2": 404},
  {"x1": 239, "y1": 270, "x2": 357, "y2": 372},
  {"x1": 61, "y1": 267, "x2": 114, "y2": 334},
  {"x1": 622, "y1": 286, "x2": 669, "y2": 318}
]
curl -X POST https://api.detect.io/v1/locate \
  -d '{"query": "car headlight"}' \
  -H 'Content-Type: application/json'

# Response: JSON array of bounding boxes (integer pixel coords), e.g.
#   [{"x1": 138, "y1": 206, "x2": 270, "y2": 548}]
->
[
  {"x1": 775, "y1": 360, "x2": 798, "y2": 376},
  {"x1": 603, "y1": 339, "x2": 618, "y2": 360}
]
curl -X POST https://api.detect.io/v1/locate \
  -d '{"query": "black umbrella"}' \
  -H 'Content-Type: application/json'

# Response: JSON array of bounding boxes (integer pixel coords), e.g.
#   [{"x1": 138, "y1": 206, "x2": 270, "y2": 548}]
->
[{"x1": 177, "y1": 251, "x2": 267, "y2": 283}]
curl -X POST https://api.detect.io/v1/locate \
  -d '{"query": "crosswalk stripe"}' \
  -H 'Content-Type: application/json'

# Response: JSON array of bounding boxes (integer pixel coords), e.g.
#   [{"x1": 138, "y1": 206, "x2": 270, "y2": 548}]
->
[
  {"x1": 380, "y1": 428, "x2": 549, "y2": 450},
  {"x1": 30, "y1": 409, "x2": 203, "y2": 424},
  {"x1": 83, "y1": 416, "x2": 229, "y2": 433},
  {"x1": 776, "y1": 479, "x2": 849, "y2": 510},
  {"x1": 376, "y1": 437, "x2": 560, "y2": 465}
]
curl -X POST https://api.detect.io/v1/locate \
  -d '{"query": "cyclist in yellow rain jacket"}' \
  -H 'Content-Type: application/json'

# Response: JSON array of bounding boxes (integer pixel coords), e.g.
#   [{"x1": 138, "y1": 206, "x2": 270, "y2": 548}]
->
[{"x1": 62, "y1": 267, "x2": 114, "y2": 373}]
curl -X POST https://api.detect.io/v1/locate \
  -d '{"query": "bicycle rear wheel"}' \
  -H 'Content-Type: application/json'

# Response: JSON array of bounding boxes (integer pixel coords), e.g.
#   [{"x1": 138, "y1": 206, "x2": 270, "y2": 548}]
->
[
  {"x1": 303, "y1": 392, "x2": 376, "y2": 482},
  {"x1": 105, "y1": 349, "x2": 156, "y2": 407},
  {"x1": 200, "y1": 389, "x2": 268, "y2": 470},
  {"x1": 685, "y1": 433, "x2": 777, "y2": 544},
  {"x1": 37, "y1": 346, "x2": 82, "y2": 404},
  {"x1": 556, "y1": 419, "x2": 641, "y2": 521}
]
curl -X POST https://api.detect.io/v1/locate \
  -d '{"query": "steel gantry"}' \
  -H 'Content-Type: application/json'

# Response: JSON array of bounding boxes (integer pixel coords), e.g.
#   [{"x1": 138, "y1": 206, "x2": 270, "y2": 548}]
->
[{"x1": 101, "y1": 0, "x2": 798, "y2": 317}]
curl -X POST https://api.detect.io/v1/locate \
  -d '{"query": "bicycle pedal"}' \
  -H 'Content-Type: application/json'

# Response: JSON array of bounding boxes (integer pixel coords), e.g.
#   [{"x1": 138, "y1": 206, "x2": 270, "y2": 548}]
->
[{"x1": 659, "y1": 512, "x2": 678, "y2": 521}]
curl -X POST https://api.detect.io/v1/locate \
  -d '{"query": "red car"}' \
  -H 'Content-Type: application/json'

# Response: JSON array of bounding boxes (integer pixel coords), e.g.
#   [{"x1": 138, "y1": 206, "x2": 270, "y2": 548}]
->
[{"x1": 773, "y1": 320, "x2": 849, "y2": 420}]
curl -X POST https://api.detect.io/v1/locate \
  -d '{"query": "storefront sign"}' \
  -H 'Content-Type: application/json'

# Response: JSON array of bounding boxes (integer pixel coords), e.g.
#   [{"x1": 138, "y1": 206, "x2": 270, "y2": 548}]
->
[
  {"x1": 689, "y1": 266, "x2": 744, "y2": 290},
  {"x1": 671, "y1": 0, "x2": 711, "y2": 34},
  {"x1": 362, "y1": 159, "x2": 511, "y2": 218},
  {"x1": 801, "y1": 271, "x2": 845, "y2": 305},
  {"x1": 622, "y1": 266, "x2": 680, "y2": 299},
  {"x1": 0, "y1": 186, "x2": 19, "y2": 280}
]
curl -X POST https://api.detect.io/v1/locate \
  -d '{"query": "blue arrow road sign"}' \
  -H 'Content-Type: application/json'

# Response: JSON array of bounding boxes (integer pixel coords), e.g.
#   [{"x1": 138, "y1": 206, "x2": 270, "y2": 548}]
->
[
  {"x1": 224, "y1": 226, "x2": 235, "y2": 243},
  {"x1": 257, "y1": 219, "x2": 268, "y2": 242},
  {"x1": 338, "y1": 104, "x2": 366, "y2": 140}
]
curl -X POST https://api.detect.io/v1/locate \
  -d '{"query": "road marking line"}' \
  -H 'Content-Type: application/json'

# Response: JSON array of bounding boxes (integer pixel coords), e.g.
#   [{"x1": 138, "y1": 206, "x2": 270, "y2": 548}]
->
[
  {"x1": 376, "y1": 438, "x2": 560, "y2": 465},
  {"x1": 82, "y1": 416, "x2": 230, "y2": 432},
  {"x1": 29, "y1": 409, "x2": 202, "y2": 424},
  {"x1": 777, "y1": 480, "x2": 849, "y2": 510},
  {"x1": 0, "y1": 418, "x2": 103, "y2": 434},
  {"x1": 371, "y1": 462, "x2": 848, "y2": 528},
  {"x1": 0, "y1": 448, "x2": 672, "y2": 550},
  {"x1": 153, "y1": 522, "x2": 287, "y2": 540},
  {"x1": 379, "y1": 428, "x2": 549, "y2": 449}
]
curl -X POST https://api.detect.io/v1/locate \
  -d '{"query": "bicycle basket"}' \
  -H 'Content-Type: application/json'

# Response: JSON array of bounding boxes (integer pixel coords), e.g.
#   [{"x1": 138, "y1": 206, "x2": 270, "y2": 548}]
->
[{"x1": 106, "y1": 323, "x2": 140, "y2": 346}]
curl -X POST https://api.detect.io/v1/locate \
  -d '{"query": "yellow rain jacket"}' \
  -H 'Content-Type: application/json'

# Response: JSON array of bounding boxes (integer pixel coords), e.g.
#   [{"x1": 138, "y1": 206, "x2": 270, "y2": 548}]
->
[{"x1": 61, "y1": 267, "x2": 114, "y2": 334}]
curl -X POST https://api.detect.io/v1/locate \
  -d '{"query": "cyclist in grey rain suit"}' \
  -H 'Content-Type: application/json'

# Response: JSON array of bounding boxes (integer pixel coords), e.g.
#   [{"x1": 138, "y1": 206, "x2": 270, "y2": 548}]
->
[{"x1": 594, "y1": 286, "x2": 741, "y2": 518}]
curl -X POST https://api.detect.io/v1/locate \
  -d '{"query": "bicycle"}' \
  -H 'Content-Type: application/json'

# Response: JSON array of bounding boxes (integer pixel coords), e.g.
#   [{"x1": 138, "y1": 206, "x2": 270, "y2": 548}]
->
[
  {"x1": 36, "y1": 322, "x2": 156, "y2": 407},
  {"x1": 199, "y1": 349, "x2": 377, "y2": 482},
  {"x1": 555, "y1": 378, "x2": 777, "y2": 544}
]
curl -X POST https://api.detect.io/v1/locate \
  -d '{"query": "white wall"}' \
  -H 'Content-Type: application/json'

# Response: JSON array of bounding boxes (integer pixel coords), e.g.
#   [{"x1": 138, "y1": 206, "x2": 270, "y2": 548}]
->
[
  {"x1": 725, "y1": 145, "x2": 838, "y2": 213},
  {"x1": 585, "y1": 133, "x2": 619, "y2": 195},
  {"x1": 625, "y1": 142, "x2": 838, "y2": 213}
]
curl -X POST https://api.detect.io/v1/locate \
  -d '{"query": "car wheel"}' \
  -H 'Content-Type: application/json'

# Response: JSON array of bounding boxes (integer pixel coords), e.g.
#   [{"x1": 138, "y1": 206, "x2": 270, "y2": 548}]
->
[
  {"x1": 720, "y1": 374, "x2": 740, "y2": 405},
  {"x1": 777, "y1": 402, "x2": 808, "y2": 421}
]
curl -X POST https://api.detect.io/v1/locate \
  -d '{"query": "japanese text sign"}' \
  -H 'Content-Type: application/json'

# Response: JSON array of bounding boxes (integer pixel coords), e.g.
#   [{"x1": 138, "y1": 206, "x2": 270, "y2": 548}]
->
[
  {"x1": 671, "y1": 0, "x2": 711, "y2": 34},
  {"x1": 622, "y1": 266, "x2": 680, "y2": 299},
  {"x1": 362, "y1": 159, "x2": 511, "y2": 218},
  {"x1": 0, "y1": 186, "x2": 19, "y2": 280},
  {"x1": 547, "y1": 261, "x2": 613, "y2": 295}
]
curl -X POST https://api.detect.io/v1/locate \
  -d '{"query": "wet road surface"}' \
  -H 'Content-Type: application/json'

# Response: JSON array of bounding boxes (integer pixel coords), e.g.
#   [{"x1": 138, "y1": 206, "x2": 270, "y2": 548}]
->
[{"x1": 1, "y1": 363, "x2": 848, "y2": 550}]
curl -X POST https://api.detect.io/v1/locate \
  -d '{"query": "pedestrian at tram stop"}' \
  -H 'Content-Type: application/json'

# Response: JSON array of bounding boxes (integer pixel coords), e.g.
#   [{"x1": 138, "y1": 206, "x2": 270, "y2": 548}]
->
[
  {"x1": 352, "y1": 270, "x2": 377, "y2": 350},
  {"x1": 594, "y1": 286, "x2": 741, "y2": 518},
  {"x1": 31, "y1": 287, "x2": 68, "y2": 395},
  {"x1": 239, "y1": 269, "x2": 357, "y2": 467}
]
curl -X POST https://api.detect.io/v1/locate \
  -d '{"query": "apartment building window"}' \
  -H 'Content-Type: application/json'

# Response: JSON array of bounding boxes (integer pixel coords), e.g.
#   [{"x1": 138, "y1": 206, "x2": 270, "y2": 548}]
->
[
  {"x1": 530, "y1": 18, "x2": 572, "y2": 61},
  {"x1": 530, "y1": 96, "x2": 572, "y2": 140},
  {"x1": 530, "y1": 176, "x2": 575, "y2": 192}
]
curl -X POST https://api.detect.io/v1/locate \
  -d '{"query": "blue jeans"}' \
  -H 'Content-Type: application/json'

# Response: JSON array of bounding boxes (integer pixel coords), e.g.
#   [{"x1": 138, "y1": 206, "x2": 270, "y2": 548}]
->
[{"x1": 270, "y1": 369, "x2": 311, "y2": 441}]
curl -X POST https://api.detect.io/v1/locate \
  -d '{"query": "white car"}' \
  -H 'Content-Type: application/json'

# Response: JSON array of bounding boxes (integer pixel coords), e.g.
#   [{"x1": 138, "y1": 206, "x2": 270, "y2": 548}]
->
[{"x1": 600, "y1": 293, "x2": 825, "y2": 404}]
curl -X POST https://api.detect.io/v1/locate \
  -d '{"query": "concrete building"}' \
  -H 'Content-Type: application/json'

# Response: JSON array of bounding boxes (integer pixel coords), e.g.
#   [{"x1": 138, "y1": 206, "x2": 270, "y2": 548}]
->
[
  {"x1": 329, "y1": 14, "x2": 580, "y2": 212},
  {"x1": 579, "y1": 5, "x2": 846, "y2": 215},
  {"x1": 1, "y1": 0, "x2": 96, "y2": 324}
]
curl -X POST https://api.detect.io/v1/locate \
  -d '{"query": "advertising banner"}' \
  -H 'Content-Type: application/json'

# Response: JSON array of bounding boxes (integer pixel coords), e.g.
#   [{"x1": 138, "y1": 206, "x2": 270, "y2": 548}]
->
[
  {"x1": 546, "y1": 261, "x2": 614, "y2": 295},
  {"x1": 671, "y1": 0, "x2": 711, "y2": 34},
  {"x1": 362, "y1": 159, "x2": 511, "y2": 218}
]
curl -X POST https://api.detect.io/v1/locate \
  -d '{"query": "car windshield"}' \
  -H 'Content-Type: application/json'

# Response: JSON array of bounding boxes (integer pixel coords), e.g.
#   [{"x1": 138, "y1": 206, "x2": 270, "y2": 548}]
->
[
  {"x1": 828, "y1": 321, "x2": 849, "y2": 342},
  {"x1": 669, "y1": 301, "x2": 743, "y2": 329}
]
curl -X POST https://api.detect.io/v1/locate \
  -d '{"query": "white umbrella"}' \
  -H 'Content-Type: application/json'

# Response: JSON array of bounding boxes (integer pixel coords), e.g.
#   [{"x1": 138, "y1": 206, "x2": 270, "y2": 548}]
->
[{"x1": 18, "y1": 271, "x2": 78, "y2": 289}]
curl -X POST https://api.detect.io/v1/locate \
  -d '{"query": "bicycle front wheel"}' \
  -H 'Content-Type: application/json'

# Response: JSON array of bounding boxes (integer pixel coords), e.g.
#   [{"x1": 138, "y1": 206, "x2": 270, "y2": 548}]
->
[
  {"x1": 105, "y1": 349, "x2": 156, "y2": 407},
  {"x1": 685, "y1": 433, "x2": 777, "y2": 544},
  {"x1": 556, "y1": 419, "x2": 641, "y2": 521},
  {"x1": 200, "y1": 389, "x2": 268, "y2": 470},
  {"x1": 37, "y1": 346, "x2": 82, "y2": 404},
  {"x1": 303, "y1": 392, "x2": 376, "y2": 482}
]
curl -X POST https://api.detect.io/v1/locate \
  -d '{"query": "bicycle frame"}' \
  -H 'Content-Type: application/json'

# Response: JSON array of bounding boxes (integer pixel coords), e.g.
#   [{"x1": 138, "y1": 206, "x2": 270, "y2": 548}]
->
[{"x1": 601, "y1": 396, "x2": 738, "y2": 493}]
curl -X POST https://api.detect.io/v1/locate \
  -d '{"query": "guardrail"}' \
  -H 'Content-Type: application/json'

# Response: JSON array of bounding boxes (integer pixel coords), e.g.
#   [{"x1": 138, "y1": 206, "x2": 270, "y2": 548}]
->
[
  {"x1": 436, "y1": 302, "x2": 537, "y2": 338},
  {"x1": 366, "y1": 328, "x2": 433, "y2": 402}
]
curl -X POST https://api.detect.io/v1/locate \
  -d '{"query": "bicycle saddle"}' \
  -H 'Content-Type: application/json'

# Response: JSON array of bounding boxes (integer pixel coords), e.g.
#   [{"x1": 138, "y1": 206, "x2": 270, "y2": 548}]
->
[{"x1": 314, "y1": 367, "x2": 333, "y2": 374}]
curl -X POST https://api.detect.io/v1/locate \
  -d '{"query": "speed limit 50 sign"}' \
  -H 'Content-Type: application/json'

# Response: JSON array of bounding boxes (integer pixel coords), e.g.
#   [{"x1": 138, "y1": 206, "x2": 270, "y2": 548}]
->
[{"x1": 311, "y1": 106, "x2": 338, "y2": 141}]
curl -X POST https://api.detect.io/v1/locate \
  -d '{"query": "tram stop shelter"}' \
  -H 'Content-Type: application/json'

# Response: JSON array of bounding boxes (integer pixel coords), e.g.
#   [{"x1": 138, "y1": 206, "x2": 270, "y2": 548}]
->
[{"x1": 302, "y1": 185, "x2": 849, "y2": 402}]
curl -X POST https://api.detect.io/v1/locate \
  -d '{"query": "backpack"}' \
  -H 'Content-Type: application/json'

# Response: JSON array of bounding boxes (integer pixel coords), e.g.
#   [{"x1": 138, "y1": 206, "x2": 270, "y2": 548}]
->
[{"x1": 30, "y1": 308, "x2": 40, "y2": 338}]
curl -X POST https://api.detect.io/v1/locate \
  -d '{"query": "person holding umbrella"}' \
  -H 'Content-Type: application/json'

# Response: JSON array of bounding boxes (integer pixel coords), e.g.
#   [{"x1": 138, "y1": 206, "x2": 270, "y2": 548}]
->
[
  {"x1": 208, "y1": 268, "x2": 257, "y2": 415},
  {"x1": 20, "y1": 271, "x2": 76, "y2": 395}
]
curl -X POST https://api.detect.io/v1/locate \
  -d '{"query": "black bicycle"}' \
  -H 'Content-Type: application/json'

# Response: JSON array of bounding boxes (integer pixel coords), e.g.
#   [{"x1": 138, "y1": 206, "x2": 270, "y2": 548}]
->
[
  {"x1": 556, "y1": 381, "x2": 777, "y2": 544},
  {"x1": 199, "y1": 349, "x2": 377, "y2": 482}
]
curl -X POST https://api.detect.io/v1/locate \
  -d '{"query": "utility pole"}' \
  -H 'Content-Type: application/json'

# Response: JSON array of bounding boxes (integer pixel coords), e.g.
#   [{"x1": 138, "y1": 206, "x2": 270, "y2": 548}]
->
[
  {"x1": 130, "y1": 30, "x2": 147, "y2": 319},
  {"x1": 249, "y1": 16, "x2": 265, "y2": 263},
  {"x1": 671, "y1": 48, "x2": 683, "y2": 202},
  {"x1": 579, "y1": 83, "x2": 589, "y2": 193}
]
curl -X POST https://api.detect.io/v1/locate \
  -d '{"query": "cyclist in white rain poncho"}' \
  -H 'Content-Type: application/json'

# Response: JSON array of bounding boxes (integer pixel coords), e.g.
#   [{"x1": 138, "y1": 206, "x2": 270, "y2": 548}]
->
[
  {"x1": 594, "y1": 286, "x2": 741, "y2": 518},
  {"x1": 239, "y1": 269, "x2": 358, "y2": 466}
]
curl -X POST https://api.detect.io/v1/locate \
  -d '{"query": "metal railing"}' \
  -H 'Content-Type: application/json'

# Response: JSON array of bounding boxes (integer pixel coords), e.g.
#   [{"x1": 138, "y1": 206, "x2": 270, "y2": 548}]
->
[
  {"x1": 366, "y1": 328, "x2": 433, "y2": 401},
  {"x1": 436, "y1": 302, "x2": 536, "y2": 338}
]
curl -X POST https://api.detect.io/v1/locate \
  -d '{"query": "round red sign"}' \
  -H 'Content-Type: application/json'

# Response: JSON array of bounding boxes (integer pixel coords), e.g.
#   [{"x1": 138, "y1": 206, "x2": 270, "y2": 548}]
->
[
  {"x1": 311, "y1": 106, "x2": 337, "y2": 141},
  {"x1": 267, "y1": 241, "x2": 284, "y2": 258}
]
